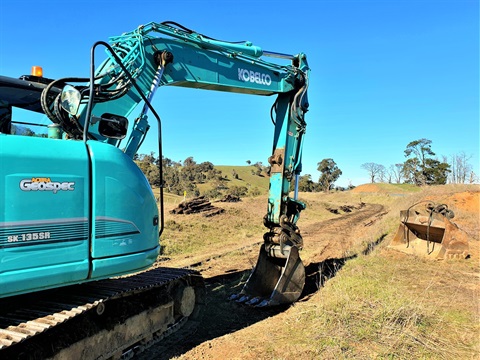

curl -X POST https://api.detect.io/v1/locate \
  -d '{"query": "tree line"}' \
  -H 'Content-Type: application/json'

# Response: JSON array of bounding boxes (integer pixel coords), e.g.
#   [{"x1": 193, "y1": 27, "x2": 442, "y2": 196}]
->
[
  {"x1": 135, "y1": 154, "x2": 264, "y2": 198},
  {"x1": 136, "y1": 154, "x2": 220, "y2": 197},
  {"x1": 297, "y1": 138, "x2": 477, "y2": 192},
  {"x1": 360, "y1": 138, "x2": 477, "y2": 185},
  {"x1": 137, "y1": 138, "x2": 477, "y2": 196}
]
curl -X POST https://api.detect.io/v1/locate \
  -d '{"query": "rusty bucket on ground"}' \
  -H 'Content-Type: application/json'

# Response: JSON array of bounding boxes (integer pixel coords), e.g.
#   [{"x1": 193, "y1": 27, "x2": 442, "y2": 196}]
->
[{"x1": 390, "y1": 202, "x2": 470, "y2": 259}]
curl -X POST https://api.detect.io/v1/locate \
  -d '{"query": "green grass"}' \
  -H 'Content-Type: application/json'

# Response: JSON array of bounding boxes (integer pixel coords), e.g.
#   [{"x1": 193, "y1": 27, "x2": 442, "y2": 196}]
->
[
  {"x1": 375, "y1": 183, "x2": 422, "y2": 193},
  {"x1": 215, "y1": 165, "x2": 269, "y2": 190},
  {"x1": 168, "y1": 165, "x2": 271, "y2": 197}
]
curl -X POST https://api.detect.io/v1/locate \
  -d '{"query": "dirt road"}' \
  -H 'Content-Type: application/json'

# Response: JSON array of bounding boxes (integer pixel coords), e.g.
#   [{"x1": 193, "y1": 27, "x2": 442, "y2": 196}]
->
[{"x1": 139, "y1": 202, "x2": 386, "y2": 359}]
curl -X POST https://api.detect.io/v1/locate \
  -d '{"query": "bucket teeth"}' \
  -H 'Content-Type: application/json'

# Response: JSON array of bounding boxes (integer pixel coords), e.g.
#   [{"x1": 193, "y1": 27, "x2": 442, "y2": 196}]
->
[
  {"x1": 245, "y1": 297, "x2": 262, "y2": 306},
  {"x1": 228, "y1": 293, "x2": 241, "y2": 301},
  {"x1": 228, "y1": 294, "x2": 271, "y2": 307},
  {"x1": 256, "y1": 299, "x2": 271, "y2": 308},
  {"x1": 236, "y1": 295, "x2": 251, "y2": 304}
]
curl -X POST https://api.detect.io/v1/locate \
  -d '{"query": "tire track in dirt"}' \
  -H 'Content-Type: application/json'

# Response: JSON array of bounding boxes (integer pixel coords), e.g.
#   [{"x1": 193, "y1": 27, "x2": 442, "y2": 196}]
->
[
  {"x1": 161, "y1": 203, "x2": 386, "y2": 278},
  {"x1": 301, "y1": 203, "x2": 385, "y2": 264},
  {"x1": 139, "y1": 203, "x2": 387, "y2": 360}
]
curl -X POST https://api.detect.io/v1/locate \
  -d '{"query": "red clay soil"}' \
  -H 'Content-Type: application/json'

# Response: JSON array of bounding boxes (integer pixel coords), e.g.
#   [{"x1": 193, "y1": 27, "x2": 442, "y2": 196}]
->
[{"x1": 446, "y1": 191, "x2": 479, "y2": 213}]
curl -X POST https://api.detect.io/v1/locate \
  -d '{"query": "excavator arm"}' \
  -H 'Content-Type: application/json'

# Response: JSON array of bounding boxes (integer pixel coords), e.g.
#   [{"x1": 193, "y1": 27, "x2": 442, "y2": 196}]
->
[{"x1": 46, "y1": 21, "x2": 310, "y2": 306}]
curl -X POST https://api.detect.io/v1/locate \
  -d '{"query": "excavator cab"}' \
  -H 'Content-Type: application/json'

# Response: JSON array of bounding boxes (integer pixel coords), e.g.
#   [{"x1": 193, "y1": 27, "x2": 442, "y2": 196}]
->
[{"x1": 390, "y1": 202, "x2": 470, "y2": 259}]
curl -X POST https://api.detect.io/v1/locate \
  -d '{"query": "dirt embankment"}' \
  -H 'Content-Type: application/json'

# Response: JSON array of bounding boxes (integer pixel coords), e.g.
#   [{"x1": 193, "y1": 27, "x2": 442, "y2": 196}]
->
[{"x1": 301, "y1": 203, "x2": 386, "y2": 263}]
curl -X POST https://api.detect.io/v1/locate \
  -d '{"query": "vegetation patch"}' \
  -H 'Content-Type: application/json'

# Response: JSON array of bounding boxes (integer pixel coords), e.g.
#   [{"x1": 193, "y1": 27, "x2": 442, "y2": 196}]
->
[{"x1": 285, "y1": 253, "x2": 479, "y2": 359}]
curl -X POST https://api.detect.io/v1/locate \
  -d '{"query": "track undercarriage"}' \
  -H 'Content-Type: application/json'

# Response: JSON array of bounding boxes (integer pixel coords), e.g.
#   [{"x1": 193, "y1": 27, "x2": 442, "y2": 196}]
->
[{"x1": 0, "y1": 267, "x2": 205, "y2": 360}]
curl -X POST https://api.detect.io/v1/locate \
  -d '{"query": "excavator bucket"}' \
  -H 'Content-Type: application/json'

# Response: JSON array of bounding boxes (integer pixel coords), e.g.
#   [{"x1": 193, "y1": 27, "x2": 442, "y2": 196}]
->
[
  {"x1": 231, "y1": 244, "x2": 305, "y2": 307},
  {"x1": 390, "y1": 202, "x2": 470, "y2": 259}
]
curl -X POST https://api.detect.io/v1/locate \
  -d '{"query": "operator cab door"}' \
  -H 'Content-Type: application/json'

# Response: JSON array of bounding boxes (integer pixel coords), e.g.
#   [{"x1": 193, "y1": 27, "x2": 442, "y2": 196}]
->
[{"x1": 0, "y1": 134, "x2": 90, "y2": 298}]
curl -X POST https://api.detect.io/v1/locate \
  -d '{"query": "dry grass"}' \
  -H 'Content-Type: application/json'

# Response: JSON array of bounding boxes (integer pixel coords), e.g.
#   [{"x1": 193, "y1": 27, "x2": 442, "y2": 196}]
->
[
  {"x1": 160, "y1": 196, "x2": 266, "y2": 258},
  {"x1": 276, "y1": 184, "x2": 479, "y2": 359},
  {"x1": 160, "y1": 184, "x2": 479, "y2": 359},
  {"x1": 284, "y1": 251, "x2": 479, "y2": 359}
]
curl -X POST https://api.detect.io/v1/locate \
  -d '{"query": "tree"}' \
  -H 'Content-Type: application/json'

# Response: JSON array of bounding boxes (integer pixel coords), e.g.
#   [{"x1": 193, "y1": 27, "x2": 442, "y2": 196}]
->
[
  {"x1": 424, "y1": 158, "x2": 450, "y2": 185},
  {"x1": 469, "y1": 171, "x2": 478, "y2": 184},
  {"x1": 317, "y1": 158, "x2": 342, "y2": 192},
  {"x1": 390, "y1": 163, "x2": 404, "y2": 184},
  {"x1": 183, "y1": 156, "x2": 196, "y2": 167},
  {"x1": 253, "y1": 162, "x2": 263, "y2": 176},
  {"x1": 135, "y1": 152, "x2": 160, "y2": 186},
  {"x1": 197, "y1": 161, "x2": 214, "y2": 172},
  {"x1": 448, "y1": 151, "x2": 473, "y2": 184},
  {"x1": 403, "y1": 138, "x2": 450, "y2": 185},
  {"x1": 402, "y1": 157, "x2": 420, "y2": 184},
  {"x1": 404, "y1": 138, "x2": 435, "y2": 185},
  {"x1": 227, "y1": 185, "x2": 248, "y2": 197},
  {"x1": 378, "y1": 165, "x2": 388, "y2": 183},
  {"x1": 297, "y1": 174, "x2": 316, "y2": 192},
  {"x1": 361, "y1": 163, "x2": 385, "y2": 183}
]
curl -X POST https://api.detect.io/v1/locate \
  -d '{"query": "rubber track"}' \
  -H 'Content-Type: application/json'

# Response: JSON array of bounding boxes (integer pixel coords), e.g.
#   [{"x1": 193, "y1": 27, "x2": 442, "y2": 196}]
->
[{"x1": 0, "y1": 267, "x2": 201, "y2": 359}]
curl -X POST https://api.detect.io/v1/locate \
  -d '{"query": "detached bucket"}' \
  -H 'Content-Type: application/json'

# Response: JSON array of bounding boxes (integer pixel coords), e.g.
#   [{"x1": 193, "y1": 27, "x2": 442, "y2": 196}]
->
[
  {"x1": 390, "y1": 203, "x2": 470, "y2": 259},
  {"x1": 231, "y1": 244, "x2": 305, "y2": 307}
]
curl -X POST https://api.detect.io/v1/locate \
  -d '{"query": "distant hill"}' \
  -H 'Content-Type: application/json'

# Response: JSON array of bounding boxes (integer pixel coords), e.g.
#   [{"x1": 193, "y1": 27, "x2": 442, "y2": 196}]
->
[{"x1": 195, "y1": 165, "x2": 270, "y2": 196}]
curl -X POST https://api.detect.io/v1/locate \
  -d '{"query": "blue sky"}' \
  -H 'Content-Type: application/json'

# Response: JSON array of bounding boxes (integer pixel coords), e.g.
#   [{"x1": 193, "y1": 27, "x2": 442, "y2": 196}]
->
[{"x1": 0, "y1": 0, "x2": 478, "y2": 186}]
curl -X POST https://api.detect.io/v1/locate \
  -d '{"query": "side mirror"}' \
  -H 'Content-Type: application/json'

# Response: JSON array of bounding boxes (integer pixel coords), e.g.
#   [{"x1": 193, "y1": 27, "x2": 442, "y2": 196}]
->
[
  {"x1": 60, "y1": 85, "x2": 82, "y2": 116},
  {"x1": 98, "y1": 113, "x2": 128, "y2": 139}
]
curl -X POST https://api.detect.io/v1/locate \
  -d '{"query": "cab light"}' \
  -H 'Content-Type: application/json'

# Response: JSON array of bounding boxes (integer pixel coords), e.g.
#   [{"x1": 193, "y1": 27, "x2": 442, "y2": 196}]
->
[{"x1": 31, "y1": 66, "x2": 43, "y2": 77}]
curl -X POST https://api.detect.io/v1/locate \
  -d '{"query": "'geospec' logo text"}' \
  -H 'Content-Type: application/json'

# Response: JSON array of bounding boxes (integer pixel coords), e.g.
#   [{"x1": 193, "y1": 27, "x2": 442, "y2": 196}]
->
[
  {"x1": 238, "y1": 68, "x2": 272, "y2": 86},
  {"x1": 20, "y1": 177, "x2": 75, "y2": 194}
]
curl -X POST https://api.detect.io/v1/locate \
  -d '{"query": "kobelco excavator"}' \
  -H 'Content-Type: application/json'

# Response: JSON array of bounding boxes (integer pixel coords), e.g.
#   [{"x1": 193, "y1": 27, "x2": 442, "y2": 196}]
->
[{"x1": 0, "y1": 21, "x2": 309, "y2": 358}]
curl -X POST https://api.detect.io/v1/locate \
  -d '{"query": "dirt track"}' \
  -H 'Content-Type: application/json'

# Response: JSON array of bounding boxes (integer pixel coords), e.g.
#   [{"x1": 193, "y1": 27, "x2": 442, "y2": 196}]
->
[
  {"x1": 139, "y1": 203, "x2": 386, "y2": 359},
  {"x1": 302, "y1": 203, "x2": 386, "y2": 263}
]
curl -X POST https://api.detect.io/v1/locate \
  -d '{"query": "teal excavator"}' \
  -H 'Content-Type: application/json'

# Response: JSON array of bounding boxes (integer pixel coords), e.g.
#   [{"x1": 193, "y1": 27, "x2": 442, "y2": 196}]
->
[{"x1": 0, "y1": 21, "x2": 310, "y2": 358}]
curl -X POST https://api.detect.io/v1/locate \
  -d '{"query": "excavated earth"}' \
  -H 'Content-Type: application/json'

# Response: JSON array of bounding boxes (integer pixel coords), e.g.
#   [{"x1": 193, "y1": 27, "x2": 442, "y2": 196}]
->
[{"x1": 138, "y1": 202, "x2": 389, "y2": 359}]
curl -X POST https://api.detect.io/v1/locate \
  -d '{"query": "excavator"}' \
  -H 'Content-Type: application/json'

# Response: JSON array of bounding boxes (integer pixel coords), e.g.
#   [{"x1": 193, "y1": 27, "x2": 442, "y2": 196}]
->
[{"x1": 0, "y1": 21, "x2": 310, "y2": 358}]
